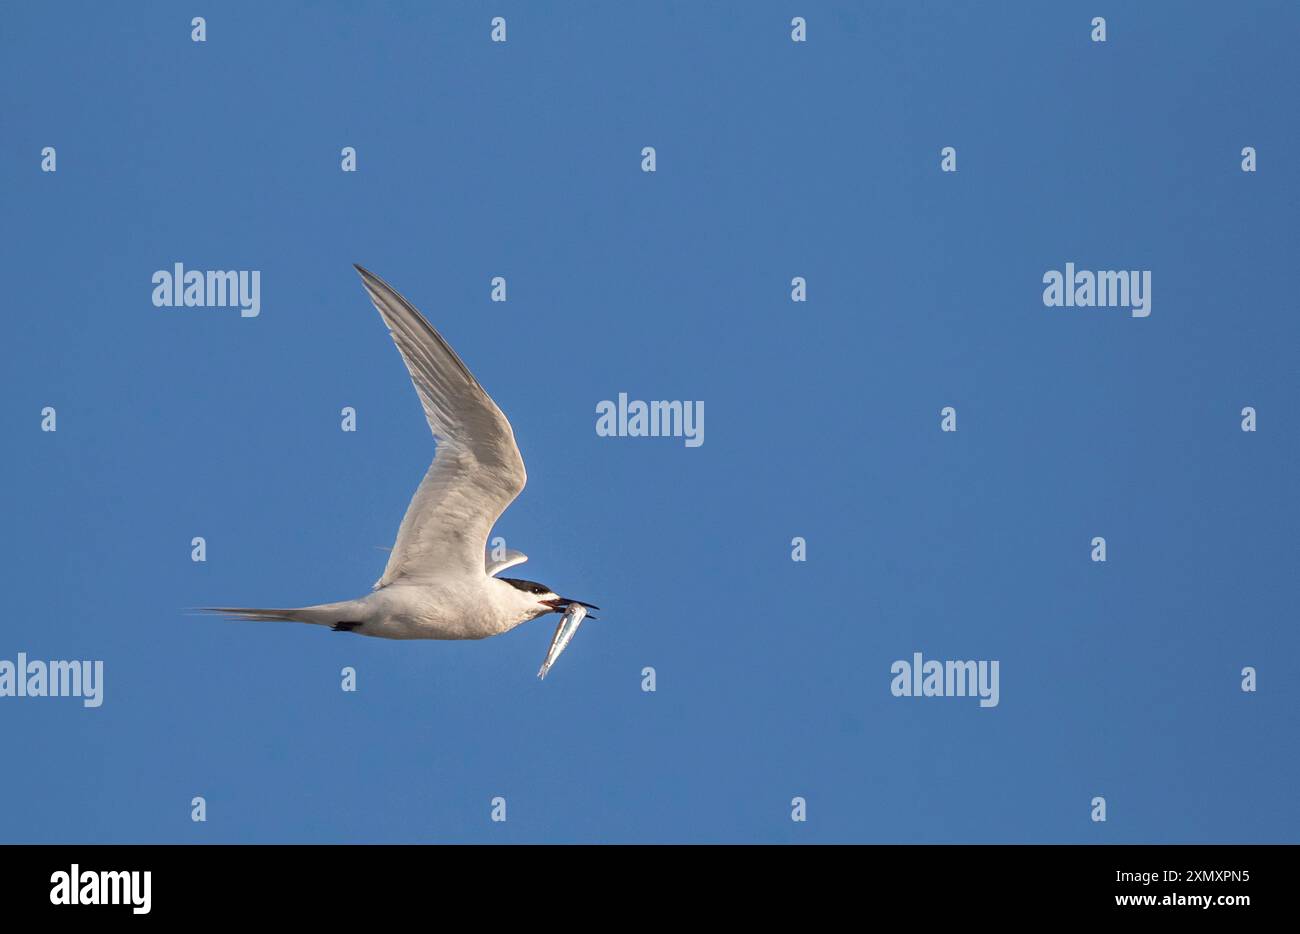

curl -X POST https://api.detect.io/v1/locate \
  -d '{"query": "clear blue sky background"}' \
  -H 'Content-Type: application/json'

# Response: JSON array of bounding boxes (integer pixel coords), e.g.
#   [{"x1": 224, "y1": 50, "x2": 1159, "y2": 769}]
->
[{"x1": 2, "y1": 1, "x2": 1296, "y2": 843}]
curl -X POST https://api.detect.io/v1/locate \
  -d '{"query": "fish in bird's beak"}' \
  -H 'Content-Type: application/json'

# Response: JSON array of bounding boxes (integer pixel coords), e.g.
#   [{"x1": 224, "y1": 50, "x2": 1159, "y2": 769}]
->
[
  {"x1": 538, "y1": 602, "x2": 590, "y2": 680},
  {"x1": 541, "y1": 597, "x2": 599, "y2": 619}
]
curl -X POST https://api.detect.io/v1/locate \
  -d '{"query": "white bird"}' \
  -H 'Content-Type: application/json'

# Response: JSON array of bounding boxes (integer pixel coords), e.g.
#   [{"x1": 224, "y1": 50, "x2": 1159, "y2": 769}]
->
[{"x1": 205, "y1": 265, "x2": 598, "y2": 652}]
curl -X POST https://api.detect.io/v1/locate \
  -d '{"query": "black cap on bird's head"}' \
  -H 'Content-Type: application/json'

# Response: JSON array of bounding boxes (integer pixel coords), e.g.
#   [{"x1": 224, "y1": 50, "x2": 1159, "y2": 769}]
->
[{"x1": 500, "y1": 578, "x2": 600, "y2": 618}]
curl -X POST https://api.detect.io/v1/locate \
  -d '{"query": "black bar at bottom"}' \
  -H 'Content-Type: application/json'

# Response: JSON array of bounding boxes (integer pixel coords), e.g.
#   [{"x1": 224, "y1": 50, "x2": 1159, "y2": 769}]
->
[{"x1": 0, "y1": 843, "x2": 1285, "y2": 919}]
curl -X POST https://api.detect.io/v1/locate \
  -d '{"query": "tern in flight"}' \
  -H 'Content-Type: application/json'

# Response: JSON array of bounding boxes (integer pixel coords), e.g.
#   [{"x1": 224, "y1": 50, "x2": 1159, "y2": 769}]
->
[{"x1": 205, "y1": 265, "x2": 598, "y2": 649}]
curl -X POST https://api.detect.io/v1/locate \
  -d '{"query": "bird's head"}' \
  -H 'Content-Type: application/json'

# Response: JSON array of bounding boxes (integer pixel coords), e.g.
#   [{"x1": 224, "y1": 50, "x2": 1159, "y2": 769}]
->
[{"x1": 499, "y1": 578, "x2": 599, "y2": 620}]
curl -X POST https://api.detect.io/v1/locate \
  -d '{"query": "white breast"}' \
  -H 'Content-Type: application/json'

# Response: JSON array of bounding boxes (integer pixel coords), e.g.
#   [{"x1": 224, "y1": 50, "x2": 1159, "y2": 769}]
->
[{"x1": 359, "y1": 579, "x2": 529, "y2": 640}]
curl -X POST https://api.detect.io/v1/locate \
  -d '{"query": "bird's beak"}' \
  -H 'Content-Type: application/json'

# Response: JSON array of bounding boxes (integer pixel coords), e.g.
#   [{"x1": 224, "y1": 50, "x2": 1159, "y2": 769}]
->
[{"x1": 541, "y1": 597, "x2": 600, "y2": 619}]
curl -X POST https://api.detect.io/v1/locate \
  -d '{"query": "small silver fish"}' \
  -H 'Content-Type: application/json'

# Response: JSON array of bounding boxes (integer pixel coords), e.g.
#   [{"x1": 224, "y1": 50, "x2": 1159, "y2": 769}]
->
[{"x1": 537, "y1": 603, "x2": 588, "y2": 679}]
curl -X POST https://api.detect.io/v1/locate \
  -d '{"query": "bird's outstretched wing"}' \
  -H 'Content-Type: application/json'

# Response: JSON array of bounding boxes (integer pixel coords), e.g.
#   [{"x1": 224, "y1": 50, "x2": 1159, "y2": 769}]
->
[
  {"x1": 486, "y1": 548, "x2": 529, "y2": 577},
  {"x1": 354, "y1": 265, "x2": 527, "y2": 587}
]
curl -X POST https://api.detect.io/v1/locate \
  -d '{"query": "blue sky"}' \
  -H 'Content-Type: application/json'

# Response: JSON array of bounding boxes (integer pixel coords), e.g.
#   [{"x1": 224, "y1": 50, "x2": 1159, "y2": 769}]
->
[{"x1": 2, "y1": 1, "x2": 1297, "y2": 843}]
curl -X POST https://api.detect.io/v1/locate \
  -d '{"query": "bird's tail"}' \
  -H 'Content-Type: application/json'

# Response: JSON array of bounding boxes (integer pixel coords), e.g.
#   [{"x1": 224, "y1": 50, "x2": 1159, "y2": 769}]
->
[
  {"x1": 198, "y1": 601, "x2": 357, "y2": 626},
  {"x1": 200, "y1": 606, "x2": 304, "y2": 623}
]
